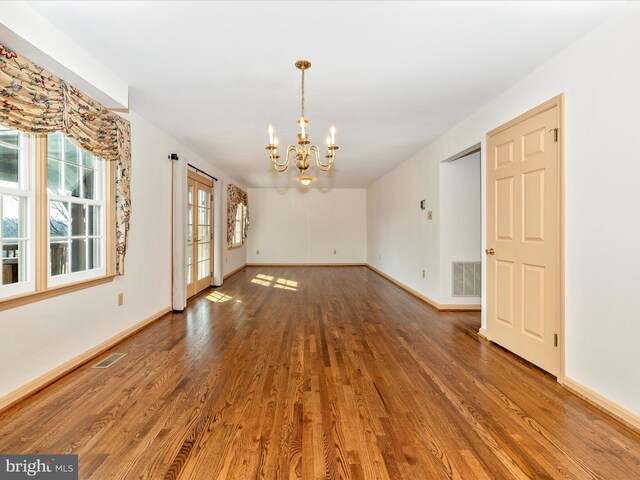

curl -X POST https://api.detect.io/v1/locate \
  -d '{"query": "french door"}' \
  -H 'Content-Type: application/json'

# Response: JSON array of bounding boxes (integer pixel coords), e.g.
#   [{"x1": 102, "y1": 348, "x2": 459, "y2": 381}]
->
[{"x1": 187, "y1": 173, "x2": 213, "y2": 298}]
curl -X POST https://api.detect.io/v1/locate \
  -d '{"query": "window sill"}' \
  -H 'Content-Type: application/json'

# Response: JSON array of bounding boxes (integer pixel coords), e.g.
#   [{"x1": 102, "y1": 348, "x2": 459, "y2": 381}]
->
[{"x1": 0, "y1": 274, "x2": 116, "y2": 312}]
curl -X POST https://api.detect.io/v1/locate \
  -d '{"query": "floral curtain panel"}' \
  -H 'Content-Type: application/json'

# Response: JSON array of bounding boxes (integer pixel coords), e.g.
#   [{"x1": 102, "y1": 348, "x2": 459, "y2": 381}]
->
[
  {"x1": 0, "y1": 44, "x2": 131, "y2": 274},
  {"x1": 227, "y1": 184, "x2": 249, "y2": 248}
]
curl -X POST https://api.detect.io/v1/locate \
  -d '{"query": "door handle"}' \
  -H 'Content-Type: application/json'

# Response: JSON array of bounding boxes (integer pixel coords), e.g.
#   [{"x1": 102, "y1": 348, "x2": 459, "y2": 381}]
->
[{"x1": 485, "y1": 248, "x2": 495, "y2": 255}]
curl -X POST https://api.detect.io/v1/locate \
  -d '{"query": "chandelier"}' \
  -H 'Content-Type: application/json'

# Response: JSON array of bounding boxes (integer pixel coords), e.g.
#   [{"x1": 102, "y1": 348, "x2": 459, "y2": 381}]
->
[{"x1": 266, "y1": 60, "x2": 338, "y2": 186}]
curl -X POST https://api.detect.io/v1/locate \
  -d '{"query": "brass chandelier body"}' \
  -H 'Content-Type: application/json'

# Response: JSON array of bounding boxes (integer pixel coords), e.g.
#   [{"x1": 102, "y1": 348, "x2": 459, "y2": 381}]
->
[{"x1": 266, "y1": 60, "x2": 338, "y2": 185}]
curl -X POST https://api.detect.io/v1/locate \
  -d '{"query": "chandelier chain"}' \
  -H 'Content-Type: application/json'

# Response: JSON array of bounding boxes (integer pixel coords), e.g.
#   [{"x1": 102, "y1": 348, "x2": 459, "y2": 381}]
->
[{"x1": 301, "y1": 68, "x2": 305, "y2": 117}]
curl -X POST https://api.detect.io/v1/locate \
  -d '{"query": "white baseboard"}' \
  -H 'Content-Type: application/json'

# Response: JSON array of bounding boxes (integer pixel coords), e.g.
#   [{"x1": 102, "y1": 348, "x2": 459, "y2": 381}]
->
[
  {"x1": 366, "y1": 264, "x2": 481, "y2": 312},
  {"x1": 563, "y1": 377, "x2": 640, "y2": 433},
  {"x1": 478, "y1": 328, "x2": 489, "y2": 339},
  {"x1": 223, "y1": 264, "x2": 247, "y2": 280},
  {"x1": 246, "y1": 263, "x2": 367, "y2": 267},
  {"x1": 0, "y1": 306, "x2": 172, "y2": 414}
]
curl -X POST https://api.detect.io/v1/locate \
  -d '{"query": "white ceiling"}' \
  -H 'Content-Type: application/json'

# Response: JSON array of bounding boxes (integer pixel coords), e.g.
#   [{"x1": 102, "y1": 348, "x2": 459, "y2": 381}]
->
[{"x1": 29, "y1": 1, "x2": 620, "y2": 188}]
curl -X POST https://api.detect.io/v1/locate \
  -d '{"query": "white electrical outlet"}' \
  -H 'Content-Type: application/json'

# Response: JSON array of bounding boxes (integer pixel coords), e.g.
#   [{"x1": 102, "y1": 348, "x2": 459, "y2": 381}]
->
[
  {"x1": 422, "y1": 269, "x2": 426, "y2": 278},
  {"x1": 333, "y1": 250, "x2": 337, "y2": 255},
  {"x1": 117, "y1": 293, "x2": 124, "y2": 306},
  {"x1": 256, "y1": 250, "x2": 260, "y2": 255}
]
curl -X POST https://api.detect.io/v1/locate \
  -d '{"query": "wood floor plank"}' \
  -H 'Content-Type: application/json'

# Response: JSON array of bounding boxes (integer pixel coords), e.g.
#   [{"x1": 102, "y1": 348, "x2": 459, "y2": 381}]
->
[{"x1": 0, "y1": 266, "x2": 639, "y2": 479}]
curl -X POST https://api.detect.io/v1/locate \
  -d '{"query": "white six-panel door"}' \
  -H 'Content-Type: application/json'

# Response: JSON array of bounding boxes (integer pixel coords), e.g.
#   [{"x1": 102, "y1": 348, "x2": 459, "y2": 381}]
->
[{"x1": 486, "y1": 101, "x2": 561, "y2": 376}]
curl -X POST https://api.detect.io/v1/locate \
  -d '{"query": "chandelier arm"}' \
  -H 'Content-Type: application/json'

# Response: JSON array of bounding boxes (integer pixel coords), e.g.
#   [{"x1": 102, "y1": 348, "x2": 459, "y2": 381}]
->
[{"x1": 316, "y1": 149, "x2": 334, "y2": 170}]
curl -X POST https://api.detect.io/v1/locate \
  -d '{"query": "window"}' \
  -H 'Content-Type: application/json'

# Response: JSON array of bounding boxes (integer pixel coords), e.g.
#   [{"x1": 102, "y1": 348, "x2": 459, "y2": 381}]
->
[
  {"x1": 0, "y1": 126, "x2": 35, "y2": 297},
  {"x1": 47, "y1": 133, "x2": 105, "y2": 286},
  {"x1": 0, "y1": 126, "x2": 113, "y2": 305},
  {"x1": 233, "y1": 203, "x2": 246, "y2": 247}
]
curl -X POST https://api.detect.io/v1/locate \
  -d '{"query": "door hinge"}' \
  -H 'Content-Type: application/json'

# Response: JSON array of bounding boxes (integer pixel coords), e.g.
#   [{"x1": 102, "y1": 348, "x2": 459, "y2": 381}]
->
[
  {"x1": 554, "y1": 334, "x2": 558, "y2": 347},
  {"x1": 550, "y1": 128, "x2": 559, "y2": 143}
]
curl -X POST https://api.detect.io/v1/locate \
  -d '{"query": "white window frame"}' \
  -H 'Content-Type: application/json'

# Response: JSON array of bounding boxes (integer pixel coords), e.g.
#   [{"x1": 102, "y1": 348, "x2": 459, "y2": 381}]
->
[
  {"x1": 232, "y1": 203, "x2": 246, "y2": 248},
  {"x1": 46, "y1": 135, "x2": 107, "y2": 288},
  {"x1": 0, "y1": 130, "x2": 36, "y2": 298}
]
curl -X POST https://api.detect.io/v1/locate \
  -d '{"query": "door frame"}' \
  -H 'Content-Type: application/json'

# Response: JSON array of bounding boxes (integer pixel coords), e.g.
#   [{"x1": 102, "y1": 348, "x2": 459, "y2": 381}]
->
[
  {"x1": 485, "y1": 94, "x2": 565, "y2": 382},
  {"x1": 187, "y1": 169, "x2": 214, "y2": 298}
]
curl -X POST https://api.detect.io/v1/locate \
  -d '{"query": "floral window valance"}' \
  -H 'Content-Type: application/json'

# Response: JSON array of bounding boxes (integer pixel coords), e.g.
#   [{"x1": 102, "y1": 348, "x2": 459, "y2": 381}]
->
[
  {"x1": 0, "y1": 44, "x2": 131, "y2": 274},
  {"x1": 227, "y1": 184, "x2": 249, "y2": 248}
]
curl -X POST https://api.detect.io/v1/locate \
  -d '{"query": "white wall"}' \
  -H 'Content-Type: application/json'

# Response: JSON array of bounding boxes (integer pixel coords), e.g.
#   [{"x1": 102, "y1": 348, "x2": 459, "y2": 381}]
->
[
  {"x1": 247, "y1": 189, "x2": 366, "y2": 264},
  {"x1": 439, "y1": 152, "x2": 481, "y2": 305},
  {"x1": 0, "y1": 110, "x2": 246, "y2": 400},
  {"x1": 0, "y1": 2, "x2": 128, "y2": 109},
  {"x1": 367, "y1": 3, "x2": 640, "y2": 415}
]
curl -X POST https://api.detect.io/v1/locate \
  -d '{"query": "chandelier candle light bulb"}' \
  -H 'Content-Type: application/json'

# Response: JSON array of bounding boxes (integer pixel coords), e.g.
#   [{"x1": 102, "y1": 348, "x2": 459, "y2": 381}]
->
[{"x1": 266, "y1": 59, "x2": 339, "y2": 184}]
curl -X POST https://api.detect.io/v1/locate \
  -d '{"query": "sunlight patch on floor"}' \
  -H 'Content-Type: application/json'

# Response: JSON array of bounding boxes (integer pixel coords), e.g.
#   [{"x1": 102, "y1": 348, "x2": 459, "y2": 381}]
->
[
  {"x1": 207, "y1": 291, "x2": 233, "y2": 303},
  {"x1": 250, "y1": 274, "x2": 299, "y2": 291}
]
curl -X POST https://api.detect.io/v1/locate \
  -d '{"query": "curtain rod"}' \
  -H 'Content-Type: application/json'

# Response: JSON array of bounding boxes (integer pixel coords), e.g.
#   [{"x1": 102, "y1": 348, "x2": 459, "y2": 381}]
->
[
  {"x1": 168, "y1": 153, "x2": 218, "y2": 182},
  {"x1": 187, "y1": 163, "x2": 218, "y2": 182}
]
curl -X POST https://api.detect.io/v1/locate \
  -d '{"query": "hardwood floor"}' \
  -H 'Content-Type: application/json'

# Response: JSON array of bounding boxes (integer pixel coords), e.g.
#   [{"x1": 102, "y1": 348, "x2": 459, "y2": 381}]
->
[{"x1": 0, "y1": 266, "x2": 639, "y2": 479}]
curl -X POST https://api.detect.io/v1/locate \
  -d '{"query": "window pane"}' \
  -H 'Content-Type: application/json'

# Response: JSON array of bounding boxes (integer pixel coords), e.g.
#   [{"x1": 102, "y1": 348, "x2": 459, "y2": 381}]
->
[
  {"x1": 0, "y1": 144, "x2": 19, "y2": 188},
  {"x1": 64, "y1": 137, "x2": 79, "y2": 164},
  {"x1": 81, "y1": 150, "x2": 96, "y2": 168},
  {"x1": 82, "y1": 167, "x2": 94, "y2": 199},
  {"x1": 0, "y1": 128, "x2": 19, "y2": 147},
  {"x1": 47, "y1": 158, "x2": 62, "y2": 194},
  {"x1": 71, "y1": 203, "x2": 86, "y2": 236},
  {"x1": 2, "y1": 196, "x2": 25, "y2": 238},
  {"x1": 188, "y1": 187, "x2": 193, "y2": 206},
  {"x1": 71, "y1": 238, "x2": 86, "y2": 272},
  {"x1": 48, "y1": 133, "x2": 63, "y2": 160},
  {"x1": 64, "y1": 163, "x2": 80, "y2": 197},
  {"x1": 50, "y1": 201, "x2": 70, "y2": 237},
  {"x1": 87, "y1": 238, "x2": 101, "y2": 270},
  {"x1": 2, "y1": 241, "x2": 23, "y2": 285},
  {"x1": 87, "y1": 205, "x2": 101, "y2": 236},
  {"x1": 50, "y1": 241, "x2": 68, "y2": 276}
]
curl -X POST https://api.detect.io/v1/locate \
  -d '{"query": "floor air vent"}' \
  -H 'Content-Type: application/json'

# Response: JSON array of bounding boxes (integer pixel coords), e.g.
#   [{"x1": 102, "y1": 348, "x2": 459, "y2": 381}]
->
[
  {"x1": 452, "y1": 261, "x2": 481, "y2": 297},
  {"x1": 92, "y1": 353, "x2": 126, "y2": 369}
]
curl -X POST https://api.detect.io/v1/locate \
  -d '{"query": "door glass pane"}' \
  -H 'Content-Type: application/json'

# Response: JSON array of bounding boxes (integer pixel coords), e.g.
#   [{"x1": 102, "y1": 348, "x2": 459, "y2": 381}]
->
[
  {"x1": 198, "y1": 207, "x2": 209, "y2": 225},
  {"x1": 198, "y1": 242, "x2": 210, "y2": 261},
  {"x1": 71, "y1": 238, "x2": 87, "y2": 272},
  {"x1": 0, "y1": 144, "x2": 19, "y2": 188},
  {"x1": 2, "y1": 196, "x2": 25, "y2": 238},
  {"x1": 50, "y1": 201, "x2": 70, "y2": 238},
  {"x1": 188, "y1": 186, "x2": 193, "y2": 206},
  {"x1": 50, "y1": 241, "x2": 69, "y2": 276},
  {"x1": 198, "y1": 189, "x2": 208, "y2": 207},
  {"x1": 186, "y1": 243, "x2": 193, "y2": 285},
  {"x1": 198, "y1": 226, "x2": 210, "y2": 244},
  {"x1": 198, "y1": 260, "x2": 209, "y2": 280}
]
